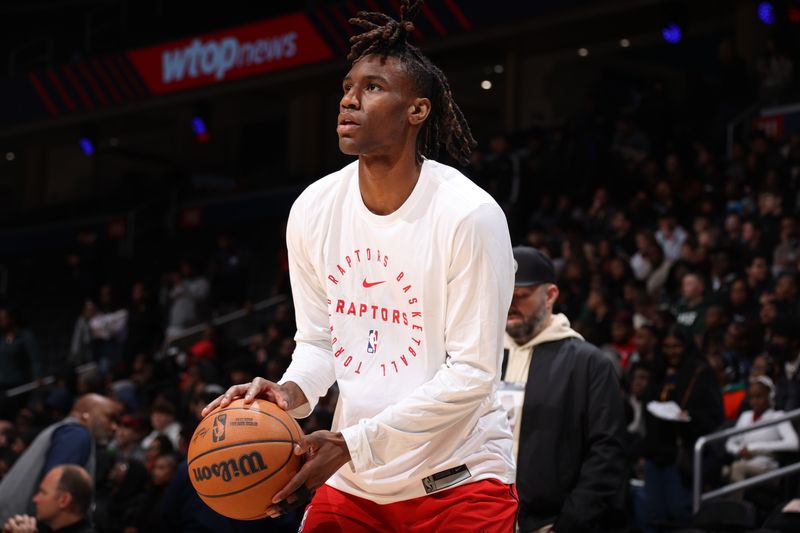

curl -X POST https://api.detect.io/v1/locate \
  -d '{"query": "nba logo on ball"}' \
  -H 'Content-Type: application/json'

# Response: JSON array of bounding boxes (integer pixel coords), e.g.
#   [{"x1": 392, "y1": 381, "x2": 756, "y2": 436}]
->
[
  {"x1": 367, "y1": 329, "x2": 378, "y2": 354},
  {"x1": 212, "y1": 413, "x2": 227, "y2": 442}
]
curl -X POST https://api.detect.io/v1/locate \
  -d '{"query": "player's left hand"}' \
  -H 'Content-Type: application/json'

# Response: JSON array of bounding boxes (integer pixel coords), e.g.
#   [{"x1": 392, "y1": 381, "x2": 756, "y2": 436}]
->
[{"x1": 266, "y1": 430, "x2": 351, "y2": 517}]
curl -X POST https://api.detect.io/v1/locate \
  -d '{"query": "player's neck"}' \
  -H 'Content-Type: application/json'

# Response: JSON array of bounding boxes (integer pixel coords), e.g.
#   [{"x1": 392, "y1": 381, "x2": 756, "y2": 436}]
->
[{"x1": 358, "y1": 147, "x2": 422, "y2": 216}]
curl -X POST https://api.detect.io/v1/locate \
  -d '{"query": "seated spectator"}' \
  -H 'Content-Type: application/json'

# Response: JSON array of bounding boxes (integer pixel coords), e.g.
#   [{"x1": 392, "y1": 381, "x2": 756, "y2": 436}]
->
[
  {"x1": 0, "y1": 308, "x2": 44, "y2": 420},
  {"x1": 94, "y1": 458, "x2": 148, "y2": 533},
  {"x1": 122, "y1": 453, "x2": 179, "y2": 533},
  {"x1": 640, "y1": 325, "x2": 723, "y2": 532},
  {"x1": 655, "y1": 212, "x2": 687, "y2": 264},
  {"x1": 726, "y1": 278, "x2": 757, "y2": 323},
  {"x1": 68, "y1": 300, "x2": 96, "y2": 367},
  {"x1": 123, "y1": 282, "x2": 162, "y2": 371},
  {"x1": 745, "y1": 253, "x2": 771, "y2": 302},
  {"x1": 140, "y1": 400, "x2": 180, "y2": 452},
  {"x1": 109, "y1": 415, "x2": 147, "y2": 463},
  {"x1": 725, "y1": 376, "x2": 799, "y2": 498},
  {"x1": 675, "y1": 272, "x2": 708, "y2": 340},
  {"x1": 143, "y1": 435, "x2": 174, "y2": 474},
  {"x1": 2, "y1": 464, "x2": 94, "y2": 533},
  {"x1": 628, "y1": 324, "x2": 659, "y2": 370},
  {"x1": 163, "y1": 259, "x2": 210, "y2": 340},
  {"x1": 0, "y1": 394, "x2": 119, "y2": 523}
]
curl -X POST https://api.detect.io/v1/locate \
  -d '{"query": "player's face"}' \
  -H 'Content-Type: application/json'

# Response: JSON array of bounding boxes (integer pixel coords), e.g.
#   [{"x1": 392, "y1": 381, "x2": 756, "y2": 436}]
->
[{"x1": 338, "y1": 55, "x2": 417, "y2": 157}]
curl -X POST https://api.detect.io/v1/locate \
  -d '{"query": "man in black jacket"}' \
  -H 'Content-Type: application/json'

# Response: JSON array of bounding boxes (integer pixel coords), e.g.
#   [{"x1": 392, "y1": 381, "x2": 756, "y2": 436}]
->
[{"x1": 502, "y1": 246, "x2": 628, "y2": 533}]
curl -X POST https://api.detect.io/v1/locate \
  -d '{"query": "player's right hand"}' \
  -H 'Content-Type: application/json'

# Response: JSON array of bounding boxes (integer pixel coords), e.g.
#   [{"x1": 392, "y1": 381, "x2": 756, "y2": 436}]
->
[{"x1": 201, "y1": 377, "x2": 291, "y2": 417}]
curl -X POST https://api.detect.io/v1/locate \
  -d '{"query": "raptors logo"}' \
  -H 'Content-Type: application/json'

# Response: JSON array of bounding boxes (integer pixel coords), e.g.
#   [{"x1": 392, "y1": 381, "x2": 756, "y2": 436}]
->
[
  {"x1": 212, "y1": 413, "x2": 227, "y2": 443},
  {"x1": 367, "y1": 329, "x2": 378, "y2": 354}
]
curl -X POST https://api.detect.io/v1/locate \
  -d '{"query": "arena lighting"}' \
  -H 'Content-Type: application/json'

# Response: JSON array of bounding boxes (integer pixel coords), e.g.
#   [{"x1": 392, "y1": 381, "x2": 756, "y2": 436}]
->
[
  {"x1": 661, "y1": 23, "x2": 682, "y2": 44},
  {"x1": 758, "y1": 2, "x2": 776, "y2": 24},
  {"x1": 790, "y1": 6, "x2": 800, "y2": 23},
  {"x1": 493, "y1": 64, "x2": 504, "y2": 74},
  {"x1": 577, "y1": 47, "x2": 589, "y2": 57},
  {"x1": 109, "y1": 137, "x2": 119, "y2": 147},
  {"x1": 191, "y1": 116, "x2": 210, "y2": 143},
  {"x1": 620, "y1": 38, "x2": 631, "y2": 48},
  {"x1": 480, "y1": 80, "x2": 492, "y2": 90},
  {"x1": 5, "y1": 152, "x2": 14, "y2": 161},
  {"x1": 79, "y1": 137, "x2": 94, "y2": 156}
]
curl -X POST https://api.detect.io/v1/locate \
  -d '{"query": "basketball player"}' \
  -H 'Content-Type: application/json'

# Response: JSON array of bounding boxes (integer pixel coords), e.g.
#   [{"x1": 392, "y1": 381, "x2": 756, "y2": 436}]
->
[{"x1": 203, "y1": 1, "x2": 518, "y2": 529}]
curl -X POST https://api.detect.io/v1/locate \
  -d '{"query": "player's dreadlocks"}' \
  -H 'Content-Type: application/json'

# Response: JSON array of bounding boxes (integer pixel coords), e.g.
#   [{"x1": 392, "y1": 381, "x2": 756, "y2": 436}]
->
[{"x1": 348, "y1": 0, "x2": 476, "y2": 166}]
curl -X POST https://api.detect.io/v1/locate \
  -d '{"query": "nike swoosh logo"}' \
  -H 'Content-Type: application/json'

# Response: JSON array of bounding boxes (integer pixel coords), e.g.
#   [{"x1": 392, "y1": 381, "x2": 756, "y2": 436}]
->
[{"x1": 362, "y1": 278, "x2": 386, "y2": 288}]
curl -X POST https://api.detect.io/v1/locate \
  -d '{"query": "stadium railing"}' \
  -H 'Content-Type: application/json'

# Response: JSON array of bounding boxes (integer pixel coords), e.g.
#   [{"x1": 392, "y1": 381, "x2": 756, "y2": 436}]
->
[
  {"x1": 3, "y1": 294, "x2": 287, "y2": 399},
  {"x1": 692, "y1": 408, "x2": 800, "y2": 514}
]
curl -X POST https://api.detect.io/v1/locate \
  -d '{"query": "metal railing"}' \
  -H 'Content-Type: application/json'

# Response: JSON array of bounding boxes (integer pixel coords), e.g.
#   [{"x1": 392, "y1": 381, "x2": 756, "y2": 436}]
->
[
  {"x1": 4, "y1": 294, "x2": 288, "y2": 398},
  {"x1": 161, "y1": 294, "x2": 287, "y2": 349},
  {"x1": 692, "y1": 408, "x2": 800, "y2": 513},
  {"x1": 725, "y1": 103, "x2": 760, "y2": 158}
]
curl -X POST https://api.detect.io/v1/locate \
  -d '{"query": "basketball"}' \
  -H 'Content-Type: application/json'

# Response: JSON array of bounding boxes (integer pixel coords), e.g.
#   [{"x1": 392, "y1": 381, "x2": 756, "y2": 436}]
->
[{"x1": 187, "y1": 398, "x2": 304, "y2": 520}]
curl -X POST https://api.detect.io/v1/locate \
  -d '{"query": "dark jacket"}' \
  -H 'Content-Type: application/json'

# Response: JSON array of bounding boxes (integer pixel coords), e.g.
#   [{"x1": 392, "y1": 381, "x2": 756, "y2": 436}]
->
[
  {"x1": 641, "y1": 356, "x2": 723, "y2": 469},
  {"x1": 515, "y1": 337, "x2": 629, "y2": 533}
]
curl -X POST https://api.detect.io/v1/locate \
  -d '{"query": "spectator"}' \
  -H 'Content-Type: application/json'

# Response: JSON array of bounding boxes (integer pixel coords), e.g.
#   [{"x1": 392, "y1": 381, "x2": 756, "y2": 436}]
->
[
  {"x1": 773, "y1": 215, "x2": 800, "y2": 276},
  {"x1": 123, "y1": 282, "x2": 162, "y2": 370},
  {"x1": 746, "y1": 254, "x2": 772, "y2": 301},
  {"x1": 123, "y1": 453, "x2": 178, "y2": 532},
  {"x1": 140, "y1": 400, "x2": 180, "y2": 451},
  {"x1": 725, "y1": 376, "x2": 799, "y2": 498},
  {"x1": 756, "y1": 37, "x2": 795, "y2": 103},
  {"x1": 629, "y1": 324, "x2": 659, "y2": 369},
  {"x1": 655, "y1": 212, "x2": 688, "y2": 264},
  {"x1": 69, "y1": 300, "x2": 96, "y2": 367},
  {"x1": 0, "y1": 394, "x2": 119, "y2": 522},
  {"x1": 503, "y1": 246, "x2": 628, "y2": 532},
  {"x1": 208, "y1": 232, "x2": 250, "y2": 313},
  {"x1": 108, "y1": 415, "x2": 147, "y2": 463},
  {"x1": 0, "y1": 308, "x2": 44, "y2": 419},
  {"x1": 163, "y1": 259, "x2": 210, "y2": 340},
  {"x1": 88, "y1": 285, "x2": 128, "y2": 376},
  {"x1": 94, "y1": 459, "x2": 148, "y2": 533},
  {"x1": 2, "y1": 464, "x2": 94, "y2": 533},
  {"x1": 675, "y1": 273, "x2": 707, "y2": 340},
  {"x1": 640, "y1": 325, "x2": 723, "y2": 532}
]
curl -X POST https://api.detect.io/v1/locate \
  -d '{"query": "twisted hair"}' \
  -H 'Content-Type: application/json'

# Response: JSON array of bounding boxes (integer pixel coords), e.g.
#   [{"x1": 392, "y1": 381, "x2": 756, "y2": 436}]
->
[{"x1": 348, "y1": 0, "x2": 476, "y2": 165}]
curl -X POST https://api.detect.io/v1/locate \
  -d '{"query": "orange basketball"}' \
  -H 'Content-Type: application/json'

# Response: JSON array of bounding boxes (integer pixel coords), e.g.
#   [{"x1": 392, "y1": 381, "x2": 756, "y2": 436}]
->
[{"x1": 187, "y1": 398, "x2": 303, "y2": 520}]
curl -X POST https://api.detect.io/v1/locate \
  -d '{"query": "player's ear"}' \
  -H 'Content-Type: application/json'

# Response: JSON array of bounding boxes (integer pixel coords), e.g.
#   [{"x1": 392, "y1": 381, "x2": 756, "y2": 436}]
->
[{"x1": 408, "y1": 97, "x2": 430, "y2": 126}]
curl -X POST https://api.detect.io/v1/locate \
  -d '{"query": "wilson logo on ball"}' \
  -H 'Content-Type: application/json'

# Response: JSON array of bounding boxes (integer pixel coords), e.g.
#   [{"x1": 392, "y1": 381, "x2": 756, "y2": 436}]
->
[{"x1": 192, "y1": 451, "x2": 268, "y2": 483}]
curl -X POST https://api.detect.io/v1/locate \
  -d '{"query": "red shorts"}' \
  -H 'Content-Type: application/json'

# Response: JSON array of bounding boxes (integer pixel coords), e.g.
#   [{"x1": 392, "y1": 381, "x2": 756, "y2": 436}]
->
[{"x1": 298, "y1": 478, "x2": 518, "y2": 533}]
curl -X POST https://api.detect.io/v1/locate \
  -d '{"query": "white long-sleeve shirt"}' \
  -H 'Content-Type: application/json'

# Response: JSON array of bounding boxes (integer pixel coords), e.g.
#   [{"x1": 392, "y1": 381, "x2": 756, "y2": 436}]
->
[
  {"x1": 279, "y1": 159, "x2": 516, "y2": 503},
  {"x1": 726, "y1": 409, "x2": 799, "y2": 469}
]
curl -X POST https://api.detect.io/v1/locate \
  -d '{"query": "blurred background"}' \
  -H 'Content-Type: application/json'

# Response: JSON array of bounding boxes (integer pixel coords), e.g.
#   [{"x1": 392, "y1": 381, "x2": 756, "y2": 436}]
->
[{"x1": 0, "y1": 0, "x2": 799, "y2": 531}]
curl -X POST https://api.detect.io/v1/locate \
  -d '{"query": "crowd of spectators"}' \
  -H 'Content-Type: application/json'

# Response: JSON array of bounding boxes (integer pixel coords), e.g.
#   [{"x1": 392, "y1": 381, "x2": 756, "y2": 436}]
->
[{"x1": 0, "y1": 32, "x2": 798, "y2": 532}]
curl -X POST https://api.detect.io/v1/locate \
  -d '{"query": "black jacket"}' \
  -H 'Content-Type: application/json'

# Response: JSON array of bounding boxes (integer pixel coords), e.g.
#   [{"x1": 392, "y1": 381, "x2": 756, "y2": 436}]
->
[
  {"x1": 641, "y1": 356, "x2": 723, "y2": 468},
  {"x1": 514, "y1": 337, "x2": 629, "y2": 533}
]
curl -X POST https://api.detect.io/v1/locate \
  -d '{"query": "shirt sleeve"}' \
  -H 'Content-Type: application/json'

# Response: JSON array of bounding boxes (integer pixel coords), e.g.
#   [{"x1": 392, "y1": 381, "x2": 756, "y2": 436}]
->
[
  {"x1": 725, "y1": 414, "x2": 749, "y2": 455},
  {"x1": 43, "y1": 425, "x2": 91, "y2": 475},
  {"x1": 278, "y1": 194, "x2": 337, "y2": 418},
  {"x1": 340, "y1": 203, "x2": 514, "y2": 472},
  {"x1": 748, "y1": 418, "x2": 800, "y2": 454}
]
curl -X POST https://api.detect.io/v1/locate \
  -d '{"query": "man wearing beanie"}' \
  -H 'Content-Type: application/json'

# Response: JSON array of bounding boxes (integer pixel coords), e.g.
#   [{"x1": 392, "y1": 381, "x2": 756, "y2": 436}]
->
[{"x1": 502, "y1": 246, "x2": 628, "y2": 533}]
